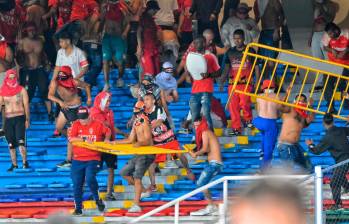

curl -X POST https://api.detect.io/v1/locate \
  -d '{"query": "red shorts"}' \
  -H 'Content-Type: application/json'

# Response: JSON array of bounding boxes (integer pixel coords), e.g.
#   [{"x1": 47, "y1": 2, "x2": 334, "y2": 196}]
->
[{"x1": 154, "y1": 140, "x2": 181, "y2": 163}]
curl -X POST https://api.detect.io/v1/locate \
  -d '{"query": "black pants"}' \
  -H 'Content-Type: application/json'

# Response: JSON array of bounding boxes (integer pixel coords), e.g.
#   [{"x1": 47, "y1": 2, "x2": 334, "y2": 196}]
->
[
  {"x1": 330, "y1": 163, "x2": 349, "y2": 206},
  {"x1": 19, "y1": 67, "x2": 49, "y2": 103},
  {"x1": 5, "y1": 115, "x2": 26, "y2": 149},
  {"x1": 127, "y1": 21, "x2": 139, "y2": 68},
  {"x1": 198, "y1": 20, "x2": 221, "y2": 45},
  {"x1": 324, "y1": 68, "x2": 349, "y2": 111}
]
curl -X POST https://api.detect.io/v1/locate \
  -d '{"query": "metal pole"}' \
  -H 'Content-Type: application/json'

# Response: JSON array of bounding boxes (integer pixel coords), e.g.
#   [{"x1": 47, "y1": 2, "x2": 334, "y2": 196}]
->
[
  {"x1": 175, "y1": 202, "x2": 179, "y2": 224},
  {"x1": 315, "y1": 166, "x2": 323, "y2": 224},
  {"x1": 223, "y1": 179, "x2": 228, "y2": 224}
]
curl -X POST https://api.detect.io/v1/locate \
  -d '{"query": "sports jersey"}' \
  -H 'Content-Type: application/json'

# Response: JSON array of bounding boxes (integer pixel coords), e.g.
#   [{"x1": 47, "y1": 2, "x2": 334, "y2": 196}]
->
[
  {"x1": 225, "y1": 46, "x2": 256, "y2": 84},
  {"x1": 322, "y1": 29, "x2": 349, "y2": 65},
  {"x1": 69, "y1": 120, "x2": 111, "y2": 161},
  {"x1": 147, "y1": 106, "x2": 176, "y2": 145},
  {"x1": 0, "y1": 5, "x2": 25, "y2": 43}
]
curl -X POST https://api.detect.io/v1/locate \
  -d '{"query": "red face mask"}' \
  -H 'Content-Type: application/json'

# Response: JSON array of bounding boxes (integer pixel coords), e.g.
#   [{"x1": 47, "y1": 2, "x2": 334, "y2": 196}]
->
[
  {"x1": 295, "y1": 102, "x2": 308, "y2": 119},
  {"x1": 0, "y1": 70, "x2": 23, "y2": 97}
]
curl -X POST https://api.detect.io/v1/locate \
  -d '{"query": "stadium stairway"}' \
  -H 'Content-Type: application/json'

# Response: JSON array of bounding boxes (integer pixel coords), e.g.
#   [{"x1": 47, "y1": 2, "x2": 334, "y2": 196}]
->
[{"x1": 0, "y1": 68, "x2": 346, "y2": 223}]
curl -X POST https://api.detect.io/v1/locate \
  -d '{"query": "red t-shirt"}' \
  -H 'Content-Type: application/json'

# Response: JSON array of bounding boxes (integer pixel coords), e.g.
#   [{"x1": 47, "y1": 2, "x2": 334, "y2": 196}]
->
[
  {"x1": 178, "y1": 0, "x2": 192, "y2": 32},
  {"x1": 0, "y1": 5, "x2": 25, "y2": 44},
  {"x1": 323, "y1": 29, "x2": 349, "y2": 65},
  {"x1": 0, "y1": 42, "x2": 7, "y2": 60},
  {"x1": 69, "y1": 120, "x2": 111, "y2": 161},
  {"x1": 191, "y1": 53, "x2": 220, "y2": 94},
  {"x1": 49, "y1": 0, "x2": 73, "y2": 30},
  {"x1": 140, "y1": 13, "x2": 160, "y2": 50},
  {"x1": 105, "y1": 2, "x2": 123, "y2": 22},
  {"x1": 70, "y1": 0, "x2": 100, "y2": 22},
  {"x1": 90, "y1": 109, "x2": 115, "y2": 141}
]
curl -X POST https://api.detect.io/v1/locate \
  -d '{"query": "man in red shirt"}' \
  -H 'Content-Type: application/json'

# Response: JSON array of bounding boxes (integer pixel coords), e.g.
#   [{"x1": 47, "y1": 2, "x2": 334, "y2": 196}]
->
[
  {"x1": 137, "y1": 0, "x2": 161, "y2": 78},
  {"x1": 69, "y1": 106, "x2": 111, "y2": 215},
  {"x1": 189, "y1": 37, "x2": 221, "y2": 129},
  {"x1": 323, "y1": 22, "x2": 349, "y2": 112},
  {"x1": 90, "y1": 91, "x2": 127, "y2": 201},
  {"x1": 177, "y1": 0, "x2": 192, "y2": 50},
  {"x1": 44, "y1": 0, "x2": 73, "y2": 31}
]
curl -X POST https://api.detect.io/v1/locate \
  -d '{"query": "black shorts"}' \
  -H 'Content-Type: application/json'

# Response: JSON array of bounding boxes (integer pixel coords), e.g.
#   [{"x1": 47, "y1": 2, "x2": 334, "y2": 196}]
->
[
  {"x1": 5, "y1": 115, "x2": 26, "y2": 148},
  {"x1": 100, "y1": 153, "x2": 117, "y2": 169},
  {"x1": 61, "y1": 105, "x2": 80, "y2": 125}
]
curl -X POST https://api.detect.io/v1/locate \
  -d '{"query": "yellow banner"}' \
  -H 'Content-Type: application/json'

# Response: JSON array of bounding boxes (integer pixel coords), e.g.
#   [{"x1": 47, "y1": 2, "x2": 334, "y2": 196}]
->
[{"x1": 72, "y1": 142, "x2": 188, "y2": 155}]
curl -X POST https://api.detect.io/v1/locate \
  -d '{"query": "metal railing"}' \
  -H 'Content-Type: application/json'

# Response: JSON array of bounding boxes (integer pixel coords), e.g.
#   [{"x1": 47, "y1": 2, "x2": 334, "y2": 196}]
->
[
  {"x1": 226, "y1": 43, "x2": 349, "y2": 120},
  {"x1": 126, "y1": 174, "x2": 310, "y2": 224}
]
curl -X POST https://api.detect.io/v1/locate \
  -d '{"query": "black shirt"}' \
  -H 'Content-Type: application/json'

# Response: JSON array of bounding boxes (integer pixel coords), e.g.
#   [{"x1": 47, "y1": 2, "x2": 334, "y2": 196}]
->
[
  {"x1": 190, "y1": 0, "x2": 223, "y2": 23},
  {"x1": 309, "y1": 126, "x2": 349, "y2": 163}
]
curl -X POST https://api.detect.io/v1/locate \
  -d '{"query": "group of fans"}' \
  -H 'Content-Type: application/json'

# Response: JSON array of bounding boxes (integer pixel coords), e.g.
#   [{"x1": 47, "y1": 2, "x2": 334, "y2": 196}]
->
[{"x1": 1, "y1": 0, "x2": 349, "y2": 216}]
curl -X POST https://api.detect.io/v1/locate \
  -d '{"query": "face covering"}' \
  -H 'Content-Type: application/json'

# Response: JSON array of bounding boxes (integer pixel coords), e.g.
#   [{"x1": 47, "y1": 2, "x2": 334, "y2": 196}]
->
[{"x1": 0, "y1": 69, "x2": 23, "y2": 97}]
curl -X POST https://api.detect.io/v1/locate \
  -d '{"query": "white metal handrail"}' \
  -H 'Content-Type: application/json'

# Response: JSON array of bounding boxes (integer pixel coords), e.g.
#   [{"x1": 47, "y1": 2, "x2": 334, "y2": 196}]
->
[{"x1": 127, "y1": 174, "x2": 309, "y2": 224}]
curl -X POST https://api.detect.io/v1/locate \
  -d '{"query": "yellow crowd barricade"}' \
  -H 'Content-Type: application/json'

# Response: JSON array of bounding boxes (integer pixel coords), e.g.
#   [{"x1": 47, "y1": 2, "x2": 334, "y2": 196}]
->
[
  {"x1": 72, "y1": 142, "x2": 189, "y2": 156},
  {"x1": 226, "y1": 43, "x2": 349, "y2": 121}
]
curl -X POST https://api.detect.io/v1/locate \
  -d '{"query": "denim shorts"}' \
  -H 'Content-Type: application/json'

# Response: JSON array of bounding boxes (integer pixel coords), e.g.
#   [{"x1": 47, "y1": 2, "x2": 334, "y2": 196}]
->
[
  {"x1": 276, "y1": 142, "x2": 313, "y2": 172},
  {"x1": 197, "y1": 161, "x2": 223, "y2": 187}
]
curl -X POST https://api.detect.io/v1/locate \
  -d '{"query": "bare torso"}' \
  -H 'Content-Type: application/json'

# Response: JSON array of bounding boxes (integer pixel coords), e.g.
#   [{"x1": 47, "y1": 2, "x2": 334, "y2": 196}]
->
[
  {"x1": 204, "y1": 130, "x2": 222, "y2": 163},
  {"x1": 26, "y1": 4, "x2": 47, "y2": 35},
  {"x1": 134, "y1": 123, "x2": 153, "y2": 145},
  {"x1": 21, "y1": 37, "x2": 44, "y2": 69},
  {"x1": 3, "y1": 92, "x2": 25, "y2": 118},
  {"x1": 257, "y1": 93, "x2": 280, "y2": 119},
  {"x1": 279, "y1": 110, "x2": 304, "y2": 144},
  {"x1": 56, "y1": 84, "x2": 81, "y2": 106},
  {"x1": 129, "y1": 0, "x2": 144, "y2": 22},
  {"x1": 105, "y1": 20, "x2": 123, "y2": 36},
  {"x1": 260, "y1": 0, "x2": 283, "y2": 30}
]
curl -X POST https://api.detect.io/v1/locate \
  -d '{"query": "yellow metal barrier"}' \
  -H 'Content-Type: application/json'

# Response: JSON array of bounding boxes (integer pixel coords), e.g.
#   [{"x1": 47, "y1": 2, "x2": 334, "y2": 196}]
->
[
  {"x1": 226, "y1": 43, "x2": 349, "y2": 121},
  {"x1": 72, "y1": 142, "x2": 188, "y2": 155}
]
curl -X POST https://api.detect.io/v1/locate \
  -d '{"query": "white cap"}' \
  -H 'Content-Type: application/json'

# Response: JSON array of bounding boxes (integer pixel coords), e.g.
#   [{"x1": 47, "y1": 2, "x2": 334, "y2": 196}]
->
[{"x1": 162, "y1": 62, "x2": 173, "y2": 69}]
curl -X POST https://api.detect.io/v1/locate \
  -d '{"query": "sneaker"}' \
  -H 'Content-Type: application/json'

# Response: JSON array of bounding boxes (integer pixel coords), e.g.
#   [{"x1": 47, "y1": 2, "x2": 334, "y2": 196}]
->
[
  {"x1": 228, "y1": 129, "x2": 241, "y2": 136},
  {"x1": 23, "y1": 161, "x2": 30, "y2": 169},
  {"x1": 57, "y1": 160, "x2": 71, "y2": 168},
  {"x1": 245, "y1": 121, "x2": 254, "y2": 129},
  {"x1": 105, "y1": 193, "x2": 117, "y2": 201},
  {"x1": 150, "y1": 184, "x2": 157, "y2": 192},
  {"x1": 52, "y1": 130, "x2": 61, "y2": 138},
  {"x1": 165, "y1": 160, "x2": 179, "y2": 169},
  {"x1": 116, "y1": 78, "x2": 124, "y2": 88},
  {"x1": 72, "y1": 209, "x2": 83, "y2": 216},
  {"x1": 96, "y1": 199, "x2": 105, "y2": 212},
  {"x1": 128, "y1": 204, "x2": 142, "y2": 213},
  {"x1": 178, "y1": 128, "x2": 191, "y2": 134},
  {"x1": 103, "y1": 83, "x2": 110, "y2": 91},
  {"x1": 190, "y1": 204, "x2": 218, "y2": 216},
  {"x1": 0, "y1": 129, "x2": 5, "y2": 137},
  {"x1": 141, "y1": 191, "x2": 151, "y2": 198},
  {"x1": 7, "y1": 164, "x2": 18, "y2": 172}
]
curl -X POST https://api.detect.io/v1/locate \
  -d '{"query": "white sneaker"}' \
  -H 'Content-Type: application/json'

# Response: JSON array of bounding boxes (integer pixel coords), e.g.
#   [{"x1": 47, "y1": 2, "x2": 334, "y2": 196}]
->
[
  {"x1": 116, "y1": 78, "x2": 124, "y2": 88},
  {"x1": 190, "y1": 205, "x2": 218, "y2": 216},
  {"x1": 141, "y1": 191, "x2": 151, "y2": 198},
  {"x1": 165, "y1": 160, "x2": 179, "y2": 169},
  {"x1": 103, "y1": 83, "x2": 110, "y2": 91},
  {"x1": 128, "y1": 204, "x2": 142, "y2": 213}
]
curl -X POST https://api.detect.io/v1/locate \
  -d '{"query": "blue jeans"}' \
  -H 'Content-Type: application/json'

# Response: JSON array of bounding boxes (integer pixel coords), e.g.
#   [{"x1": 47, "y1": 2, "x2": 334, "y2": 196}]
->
[
  {"x1": 197, "y1": 161, "x2": 223, "y2": 187},
  {"x1": 258, "y1": 29, "x2": 279, "y2": 59},
  {"x1": 189, "y1": 93, "x2": 213, "y2": 129},
  {"x1": 253, "y1": 117, "x2": 278, "y2": 169},
  {"x1": 82, "y1": 42, "x2": 102, "y2": 87},
  {"x1": 277, "y1": 143, "x2": 313, "y2": 172},
  {"x1": 71, "y1": 160, "x2": 100, "y2": 210}
]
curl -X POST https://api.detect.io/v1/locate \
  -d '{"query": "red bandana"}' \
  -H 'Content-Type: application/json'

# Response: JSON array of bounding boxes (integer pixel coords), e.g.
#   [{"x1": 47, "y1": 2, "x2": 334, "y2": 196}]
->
[
  {"x1": 295, "y1": 102, "x2": 308, "y2": 119},
  {"x1": 195, "y1": 117, "x2": 209, "y2": 151},
  {"x1": 57, "y1": 66, "x2": 77, "y2": 93},
  {"x1": 0, "y1": 69, "x2": 23, "y2": 97}
]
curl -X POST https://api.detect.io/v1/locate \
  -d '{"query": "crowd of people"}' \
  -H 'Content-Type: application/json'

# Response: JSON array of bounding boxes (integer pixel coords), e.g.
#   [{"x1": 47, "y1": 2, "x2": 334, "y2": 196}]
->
[{"x1": 1, "y1": 0, "x2": 349, "y2": 216}]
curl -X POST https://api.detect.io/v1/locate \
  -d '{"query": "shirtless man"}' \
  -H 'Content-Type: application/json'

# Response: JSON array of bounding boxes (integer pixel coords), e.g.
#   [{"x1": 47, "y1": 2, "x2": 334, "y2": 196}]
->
[
  {"x1": 23, "y1": 0, "x2": 48, "y2": 35},
  {"x1": 126, "y1": 0, "x2": 144, "y2": 68},
  {"x1": 276, "y1": 93, "x2": 314, "y2": 172},
  {"x1": 0, "y1": 69, "x2": 30, "y2": 171},
  {"x1": 189, "y1": 116, "x2": 223, "y2": 216},
  {"x1": 309, "y1": 0, "x2": 337, "y2": 89},
  {"x1": 48, "y1": 66, "x2": 92, "y2": 167},
  {"x1": 17, "y1": 22, "x2": 52, "y2": 121},
  {"x1": 253, "y1": 80, "x2": 280, "y2": 169},
  {"x1": 114, "y1": 101, "x2": 154, "y2": 213},
  {"x1": 101, "y1": 0, "x2": 130, "y2": 90}
]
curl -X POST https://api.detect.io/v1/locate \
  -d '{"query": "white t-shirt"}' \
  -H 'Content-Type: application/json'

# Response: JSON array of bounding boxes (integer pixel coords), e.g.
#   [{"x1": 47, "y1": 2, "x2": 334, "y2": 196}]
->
[
  {"x1": 155, "y1": 0, "x2": 178, "y2": 26},
  {"x1": 55, "y1": 46, "x2": 88, "y2": 79}
]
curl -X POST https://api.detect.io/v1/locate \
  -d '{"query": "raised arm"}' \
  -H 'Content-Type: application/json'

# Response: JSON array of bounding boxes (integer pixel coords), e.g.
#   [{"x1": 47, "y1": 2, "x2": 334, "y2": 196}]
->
[{"x1": 75, "y1": 79, "x2": 92, "y2": 106}]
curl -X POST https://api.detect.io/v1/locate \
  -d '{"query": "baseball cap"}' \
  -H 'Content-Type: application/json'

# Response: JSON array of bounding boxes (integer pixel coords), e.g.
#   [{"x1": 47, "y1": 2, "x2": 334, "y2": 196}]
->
[
  {"x1": 261, "y1": 80, "x2": 276, "y2": 90},
  {"x1": 77, "y1": 106, "x2": 89, "y2": 119},
  {"x1": 133, "y1": 101, "x2": 145, "y2": 114},
  {"x1": 237, "y1": 3, "x2": 252, "y2": 13}
]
